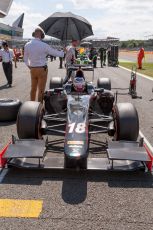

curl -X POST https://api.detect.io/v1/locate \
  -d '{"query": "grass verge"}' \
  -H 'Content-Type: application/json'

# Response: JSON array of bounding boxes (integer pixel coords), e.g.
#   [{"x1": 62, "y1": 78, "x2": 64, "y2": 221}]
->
[{"x1": 119, "y1": 62, "x2": 153, "y2": 78}]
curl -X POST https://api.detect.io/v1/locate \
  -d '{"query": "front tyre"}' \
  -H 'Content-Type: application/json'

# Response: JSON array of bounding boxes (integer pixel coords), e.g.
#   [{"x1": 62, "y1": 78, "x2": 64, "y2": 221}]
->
[
  {"x1": 113, "y1": 103, "x2": 139, "y2": 141},
  {"x1": 17, "y1": 101, "x2": 44, "y2": 139}
]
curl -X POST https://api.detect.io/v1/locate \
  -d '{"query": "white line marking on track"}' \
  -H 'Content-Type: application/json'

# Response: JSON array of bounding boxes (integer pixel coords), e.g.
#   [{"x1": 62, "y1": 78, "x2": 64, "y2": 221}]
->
[
  {"x1": 119, "y1": 65, "x2": 153, "y2": 82},
  {"x1": 0, "y1": 169, "x2": 9, "y2": 184}
]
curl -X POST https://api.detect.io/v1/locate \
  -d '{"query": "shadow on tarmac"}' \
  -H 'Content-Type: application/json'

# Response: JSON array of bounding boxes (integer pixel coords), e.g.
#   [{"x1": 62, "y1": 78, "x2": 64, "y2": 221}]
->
[
  {"x1": 1, "y1": 168, "x2": 153, "y2": 204},
  {"x1": 62, "y1": 178, "x2": 87, "y2": 204},
  {"x1": 0, "y1": 84, "x2": 9, "y2": 90}
]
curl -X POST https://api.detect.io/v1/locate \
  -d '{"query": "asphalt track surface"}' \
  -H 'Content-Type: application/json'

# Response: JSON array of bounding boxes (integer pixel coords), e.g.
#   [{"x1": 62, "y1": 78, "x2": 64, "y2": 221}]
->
[
  {"x1": 119, "y1": 51, "x2": 153, "y2": 63},
  {"x1": 0, "y1": 60, "x2": 153, "y2": 230}
]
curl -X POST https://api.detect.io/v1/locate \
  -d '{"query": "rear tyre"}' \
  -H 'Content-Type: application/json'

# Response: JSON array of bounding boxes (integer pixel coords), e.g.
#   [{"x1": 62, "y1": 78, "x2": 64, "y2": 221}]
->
[
  {"x1": 113, "y1": 103, "x2": 139, "y2": 141},
  {"x1": 49, "y1": 77, "x2": 63, "y2": 89},
  {"x1": 0, "y1": 98, "x2": 22, "y2": 122},
  {"x1": 17, "y1": 101, "x2": 44, "y2": 139},
  {"x1": 97, "y1": 78, "x2": 111, "y2": 90}
]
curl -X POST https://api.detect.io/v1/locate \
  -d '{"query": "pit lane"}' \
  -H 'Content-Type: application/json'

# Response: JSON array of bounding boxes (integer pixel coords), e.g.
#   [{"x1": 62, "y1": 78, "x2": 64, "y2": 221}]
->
[{"x1": 0, "y1": 61, "x2": 153, "y2": 230}]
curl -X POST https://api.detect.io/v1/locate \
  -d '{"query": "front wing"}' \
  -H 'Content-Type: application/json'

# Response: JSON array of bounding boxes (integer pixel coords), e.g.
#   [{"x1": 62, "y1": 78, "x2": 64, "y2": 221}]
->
[{"x1": 0, "y1": 137, "x2": 153, "y2": 172}]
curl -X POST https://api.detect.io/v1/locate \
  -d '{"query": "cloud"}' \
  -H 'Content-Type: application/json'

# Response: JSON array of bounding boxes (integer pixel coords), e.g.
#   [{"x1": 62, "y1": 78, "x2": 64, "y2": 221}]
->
[
  {"x1": 1, "y1": 0, "x2": 153, "y2": 40},
  {"x1": 70, "y1": 0, "x2": 153, "y2": 10},
  {"x1": 56, "y1": 3, "x2": 64, "y2": 10},
  {"x1": 69, "y1": 0, "x2": 119, "y2": 10},
  {"x1": 69, "y1": 0, "x2": 153, "y2": 40}
]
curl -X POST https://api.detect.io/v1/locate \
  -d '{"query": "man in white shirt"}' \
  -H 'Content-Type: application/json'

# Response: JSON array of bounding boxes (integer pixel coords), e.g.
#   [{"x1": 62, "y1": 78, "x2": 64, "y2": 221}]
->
[
  {"x1": 63, "y1": 40, "x2": 79, "y2": 84},
  {"x1": 24, "y1": 27, "x2": 64, "y2": 102},
  {"x1": 0, "y1": 41, "x2": 17, "y2": 87}
]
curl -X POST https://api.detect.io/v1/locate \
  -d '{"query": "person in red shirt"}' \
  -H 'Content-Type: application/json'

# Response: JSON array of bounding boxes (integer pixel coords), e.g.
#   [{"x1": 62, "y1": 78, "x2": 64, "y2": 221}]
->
[{"x1": 138, "y1": 47, "x2": 145, "y2": 69}]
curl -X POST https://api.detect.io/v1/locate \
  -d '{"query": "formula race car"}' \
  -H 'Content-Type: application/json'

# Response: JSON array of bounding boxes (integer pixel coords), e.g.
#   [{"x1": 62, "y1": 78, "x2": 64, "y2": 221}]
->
[
  {"x1": 0, "y1": 65, "x2": 153, "y2": 172},
  {"x1": 76, "y1": 54, "x2": 92, "y2": 65}
]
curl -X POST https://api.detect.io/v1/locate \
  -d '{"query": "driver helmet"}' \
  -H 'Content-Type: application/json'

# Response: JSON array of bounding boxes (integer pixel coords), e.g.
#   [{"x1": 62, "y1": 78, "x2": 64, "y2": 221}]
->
[{"x1": 73, "y1": 77, "x2": 86, "y2": 92}]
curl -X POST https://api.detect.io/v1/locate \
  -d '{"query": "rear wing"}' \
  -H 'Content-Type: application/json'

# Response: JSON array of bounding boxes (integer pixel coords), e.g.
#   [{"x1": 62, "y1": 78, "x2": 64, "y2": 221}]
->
[
  {"x1": 67, "y1": 64, "x2": 94, "y2": 82},
  {"x1": 67, "y1": 64, "x2": 94, "y2": 72}
]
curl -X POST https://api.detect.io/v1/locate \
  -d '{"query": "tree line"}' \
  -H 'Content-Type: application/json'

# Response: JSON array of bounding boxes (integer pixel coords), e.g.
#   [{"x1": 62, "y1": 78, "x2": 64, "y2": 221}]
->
[{"x1": 120, "y1": 40, "x2": 145, "y2": 49}]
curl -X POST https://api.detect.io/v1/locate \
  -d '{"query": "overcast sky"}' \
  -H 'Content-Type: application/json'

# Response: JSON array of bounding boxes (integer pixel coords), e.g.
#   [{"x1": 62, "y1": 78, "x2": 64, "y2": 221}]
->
[{"x1": 1, "y1": 0, "x2": 153, "y2": 40}]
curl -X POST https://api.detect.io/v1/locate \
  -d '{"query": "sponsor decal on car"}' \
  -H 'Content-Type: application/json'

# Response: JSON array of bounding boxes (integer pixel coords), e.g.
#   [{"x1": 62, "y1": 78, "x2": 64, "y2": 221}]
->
[
  {"x1": 68, "y1": 145, "x2": 83, "y2": 148},
  {"x1": 67, "y1": 141, "x2": 84, "y2": 145}
]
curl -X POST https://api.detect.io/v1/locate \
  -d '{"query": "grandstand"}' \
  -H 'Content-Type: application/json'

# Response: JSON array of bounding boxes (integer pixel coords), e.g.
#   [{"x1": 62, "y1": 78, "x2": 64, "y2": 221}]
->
[
  {"x1": 83, "y1": 37, "x2": 120, "y2": 48},
  {"x1": 0, "y1": 13, "x2": 24, "y2": 41}
]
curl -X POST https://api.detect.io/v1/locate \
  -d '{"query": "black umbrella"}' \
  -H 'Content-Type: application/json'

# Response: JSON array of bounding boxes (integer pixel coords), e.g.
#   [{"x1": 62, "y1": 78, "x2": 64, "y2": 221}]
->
[{"x1": 39, "y1": 12, "x2": 94, "y2": 41}]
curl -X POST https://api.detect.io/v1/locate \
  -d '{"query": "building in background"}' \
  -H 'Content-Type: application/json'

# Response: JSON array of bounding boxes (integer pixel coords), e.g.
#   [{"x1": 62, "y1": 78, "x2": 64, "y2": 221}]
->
[
  {"x1": 83, "y1": 37, "x2": 120, "y2": 48},
  {"x1": 0, "y1": 0, "x2": 13, "y2": 18},
  {"x1": 0, "y1": 13, "x2": 24, "y2": 41}
]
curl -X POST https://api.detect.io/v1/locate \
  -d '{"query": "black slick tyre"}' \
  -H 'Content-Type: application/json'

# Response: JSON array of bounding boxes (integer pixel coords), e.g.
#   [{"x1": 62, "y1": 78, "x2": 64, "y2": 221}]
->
[
  {"x1": 97, "y1": 78, "x2": 111, "y2": 90},
  {"x1": 0, "y1": 98, "x2": 22, "y2": 122},
  {"x1": 113, "y1": 103, "x2": 139, "y2": 141},
  {"x1": 49, "y1": 77, "x2": 63, "y2": 89},
  {"x1": 17, "y1": 101, "x2": 44, "y2": 139}
]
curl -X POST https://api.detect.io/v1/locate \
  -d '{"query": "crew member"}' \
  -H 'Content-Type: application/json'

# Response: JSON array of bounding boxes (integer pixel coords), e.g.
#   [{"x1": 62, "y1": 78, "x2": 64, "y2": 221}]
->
[
  {"x1": 0, "y1": 41, "x2": 17, "y2": 87},
  {"x1": 99, "y1": 47, "x2": 105, "y2": 68},
  {"x1": 103, "y1": 48, "x2": 107, "y2": 66},
  {"x1": 63, "y1": 40, "x2": 79, "y2": 84},
  {"x1": 107, "y1": 46, "x2": 111, "y2": 66},
  {"x1": 89, "y1": 48, "x2": 97, "y2": 68},
  {"x1": 24, "y1": 27, "x2": 64, "y2": 102},
  {"x1": 138, "y1": 47, "x2": 145, "y2": 69},
  {"x1": 59, "y1": 48, "x2": 64, "y2": 69}
]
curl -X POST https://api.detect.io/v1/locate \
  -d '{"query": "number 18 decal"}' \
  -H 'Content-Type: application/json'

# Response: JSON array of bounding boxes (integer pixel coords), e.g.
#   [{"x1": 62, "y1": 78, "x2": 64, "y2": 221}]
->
[{"x1": 68, "y1": 123, "x2": 86, "y2": 134}]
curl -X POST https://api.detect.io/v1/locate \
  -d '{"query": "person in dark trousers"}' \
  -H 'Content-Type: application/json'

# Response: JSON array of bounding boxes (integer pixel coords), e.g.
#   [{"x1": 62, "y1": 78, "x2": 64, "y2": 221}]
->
[
  {"x1": 99, "y1": 47, "x2": 104, "y2": 68},
  {"x1": 99, "y1": 47, "x2": 107, "y2": 67},
  {"x1": 50, "y1": 55, "x2": 54, "y2": 62},
  {"x1": 93, "y1": 54, "x2": 97, "y2": 68},
  {"x1": 90, "y1": 48, "x2": 98, "y2": 68},
  {"x1": 59, "y1": 48, "x2": 64, "y2": 69},
  {"x1": 89, "y1": 47, "x2": 98, "y2": 68},
  {"x1": 0, "y1": 41, "x2": 17, "y2": 87},
  {"x1": 103, "y1": 48, "x2": 107, "y2": 66},
  {"x1": 59, "y1": 56, "x2": 63, "y2": 68},
  {"x1": 107, "y1": 47, "x2": 111, "y2": 66}
]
